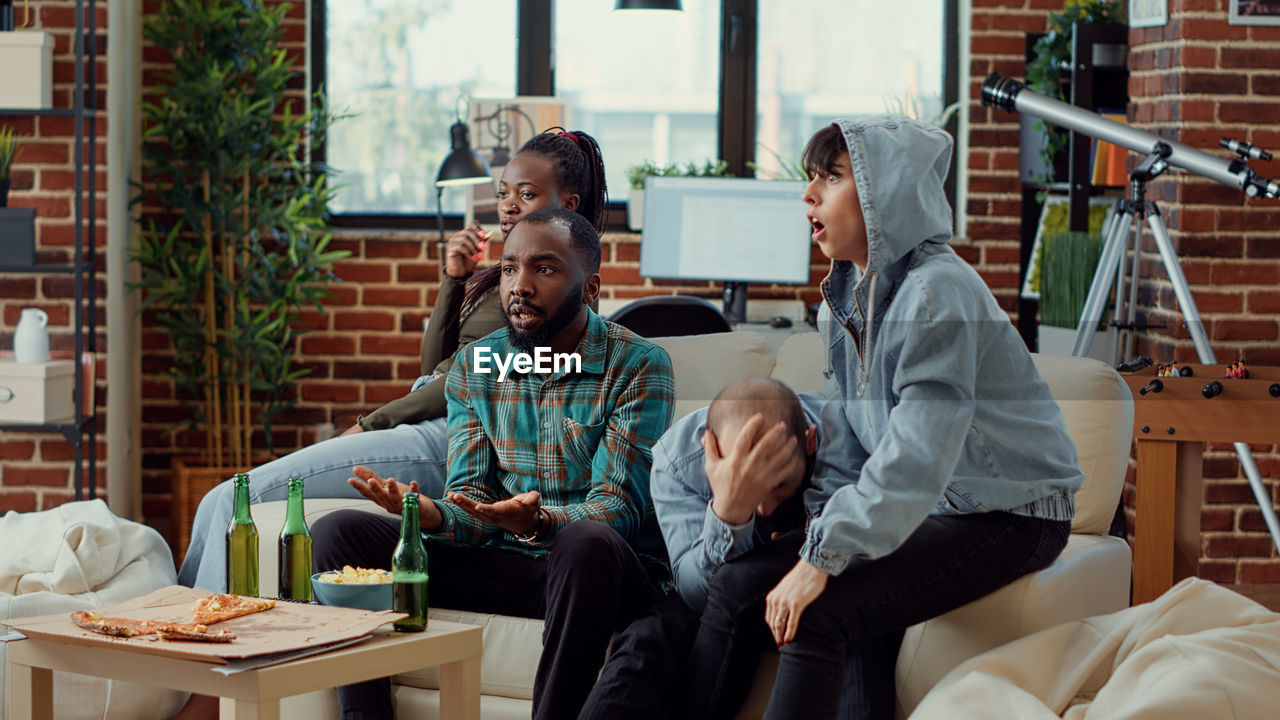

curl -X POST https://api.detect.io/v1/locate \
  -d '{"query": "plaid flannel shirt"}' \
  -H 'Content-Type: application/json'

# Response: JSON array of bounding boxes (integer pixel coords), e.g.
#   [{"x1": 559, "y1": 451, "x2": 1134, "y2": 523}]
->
[{"x1": 433, "y1": 310, "x2": 676, "y2": 557}]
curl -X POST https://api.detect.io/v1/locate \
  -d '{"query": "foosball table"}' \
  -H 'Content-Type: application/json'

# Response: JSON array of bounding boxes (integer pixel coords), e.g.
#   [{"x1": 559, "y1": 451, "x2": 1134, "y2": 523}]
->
[{"x1": 1121, "y1": 361, "x2": 1280, "y2": 604}]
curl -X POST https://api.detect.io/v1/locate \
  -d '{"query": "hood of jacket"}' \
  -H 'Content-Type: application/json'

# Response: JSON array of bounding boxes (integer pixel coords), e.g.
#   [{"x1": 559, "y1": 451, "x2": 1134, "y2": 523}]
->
[{"x1": 821, "y1": 115, "x2": 954, "y2": 328}]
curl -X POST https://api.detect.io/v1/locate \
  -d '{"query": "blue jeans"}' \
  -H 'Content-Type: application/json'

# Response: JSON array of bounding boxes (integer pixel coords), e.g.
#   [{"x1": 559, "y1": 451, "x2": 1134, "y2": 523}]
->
[
  {"x1": 683, "y1": 512, "x2": 1071, "y2": 720},
  {"x1": 176, "y1": 417, "x2": 448, "y2": 592}
]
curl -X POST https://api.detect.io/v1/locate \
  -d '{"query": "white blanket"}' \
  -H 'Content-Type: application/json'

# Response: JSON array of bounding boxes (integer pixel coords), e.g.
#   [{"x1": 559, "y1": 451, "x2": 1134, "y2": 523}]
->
[
  {"x1": 1, "y1": 499, "x2": 184, "y2": 720},
  {"x1": 910, "y1": 577, "x2": 1280, "y2": 720}
]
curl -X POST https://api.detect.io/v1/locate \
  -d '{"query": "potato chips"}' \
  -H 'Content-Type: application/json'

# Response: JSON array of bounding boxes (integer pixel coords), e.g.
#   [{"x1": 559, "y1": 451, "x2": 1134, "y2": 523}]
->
[{"x1": 316, "y1": 565, "x2": 392, "y2": 584}]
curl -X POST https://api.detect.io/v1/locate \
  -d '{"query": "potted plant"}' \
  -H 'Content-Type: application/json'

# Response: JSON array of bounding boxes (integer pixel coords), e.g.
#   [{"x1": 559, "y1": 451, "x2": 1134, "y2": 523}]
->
[
  {"x1": 625, "y1": 159, "x2": 731, "y2": 231},
  {"x1": 1037, "y1": 230, "x2": 1116, "y2": 361},
  {"x1": 0, "y1": 125, "x2": 21, "y2": 207},
  {"x1": 1025, "y1": 0, "x2": 1126, "y2": 182},
  {"x1": 0, "y1": 125, "x2": 35, "y2": 265},
  {"x1": 130, "y1": 0, "x2": 347, "y2": 500}
]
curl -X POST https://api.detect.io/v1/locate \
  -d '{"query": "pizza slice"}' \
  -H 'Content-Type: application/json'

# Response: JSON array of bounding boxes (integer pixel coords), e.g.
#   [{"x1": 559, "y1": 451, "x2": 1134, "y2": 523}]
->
[
  {"x1": 191, "y1": 593, "x2": 277, "y2": 625},
  {"x1": 70, "y1": 610, "x2": 237, "y2": 643},
  {"x1": 70, "y1": 610, "x2": 156, "y2": 638}
]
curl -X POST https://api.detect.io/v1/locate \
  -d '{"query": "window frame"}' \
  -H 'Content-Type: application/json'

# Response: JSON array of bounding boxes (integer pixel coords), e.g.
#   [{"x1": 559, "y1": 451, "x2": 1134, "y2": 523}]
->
[{"x1": 310, "y1": 0, "x2": 960, "y2": 231}]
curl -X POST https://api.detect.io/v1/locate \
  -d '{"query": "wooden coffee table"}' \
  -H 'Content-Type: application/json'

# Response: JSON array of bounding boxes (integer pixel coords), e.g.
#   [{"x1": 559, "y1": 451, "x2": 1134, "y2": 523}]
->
[{"x1": 7, "y1": 619, "x2": 482, "y2": 720}]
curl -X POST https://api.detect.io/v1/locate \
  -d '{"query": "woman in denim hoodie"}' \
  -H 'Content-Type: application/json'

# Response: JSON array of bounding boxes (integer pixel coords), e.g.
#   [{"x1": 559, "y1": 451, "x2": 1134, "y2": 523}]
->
[{"x1": 684, "y1": 116, "x2": 1085, "y2": 719}]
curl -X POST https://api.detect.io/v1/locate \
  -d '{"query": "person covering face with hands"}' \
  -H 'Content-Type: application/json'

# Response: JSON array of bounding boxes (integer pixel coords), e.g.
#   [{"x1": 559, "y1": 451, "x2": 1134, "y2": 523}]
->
[{"x1": 575, "y1": 377, "x2": 822, "y2": 720}]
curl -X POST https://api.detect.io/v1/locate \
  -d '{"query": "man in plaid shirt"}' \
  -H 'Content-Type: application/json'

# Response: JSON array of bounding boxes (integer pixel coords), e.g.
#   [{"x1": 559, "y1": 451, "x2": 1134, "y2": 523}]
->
[{"x1": 313, "y1": 207, "x2": 676, "y2": 720}]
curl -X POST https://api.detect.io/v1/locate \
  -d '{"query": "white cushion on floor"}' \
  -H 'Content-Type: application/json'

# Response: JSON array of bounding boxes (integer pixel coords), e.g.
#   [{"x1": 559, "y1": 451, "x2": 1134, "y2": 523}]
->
[{"x1": 0, "y1": 500, "x2": 186, "y2": 720}]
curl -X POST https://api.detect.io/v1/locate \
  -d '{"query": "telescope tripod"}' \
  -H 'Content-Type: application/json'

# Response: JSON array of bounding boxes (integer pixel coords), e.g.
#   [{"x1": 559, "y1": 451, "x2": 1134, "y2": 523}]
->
[{"x1": 1071, "y1": 150, "x2": 1280, "y2": 555}]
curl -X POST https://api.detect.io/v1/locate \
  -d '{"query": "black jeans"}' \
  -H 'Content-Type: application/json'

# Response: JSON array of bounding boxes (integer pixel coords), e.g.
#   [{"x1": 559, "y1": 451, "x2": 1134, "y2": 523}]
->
[
  {"x1": 577, "y1": 592, "x2": 702, "y2": 720},
  {"x1": 312, "y1": 510, "x2": 663, "y2": 720},
  {"x1": 683, "y1": 512, "x2": 1071, "y2": 720}
]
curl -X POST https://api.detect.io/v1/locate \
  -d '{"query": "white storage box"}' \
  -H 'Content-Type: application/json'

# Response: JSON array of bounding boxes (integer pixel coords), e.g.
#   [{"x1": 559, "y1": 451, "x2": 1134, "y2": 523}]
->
[
  {"x1": 0, "y1": 359, "x2": 75, "y2": 423},
  {"x1": 0, "y1": 31, "x2": 54, "y2": 110}
]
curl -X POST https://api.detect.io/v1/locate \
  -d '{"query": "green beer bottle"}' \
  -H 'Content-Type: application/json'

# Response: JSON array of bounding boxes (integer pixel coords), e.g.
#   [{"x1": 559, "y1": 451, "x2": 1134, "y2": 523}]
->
[
  {"x1": 225, "y1": 473, "x2": 259, "y2": 596},
  {"x1": 278, "y1": 476, "x2": 313, "y2": 602},
  {"x1": 392, "y1": 492, "x2": 429, "y2": 632}
]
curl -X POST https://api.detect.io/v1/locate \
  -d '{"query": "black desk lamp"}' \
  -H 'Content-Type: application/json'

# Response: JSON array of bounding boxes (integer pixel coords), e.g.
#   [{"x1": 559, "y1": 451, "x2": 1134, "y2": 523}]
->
[
  {"x1": 473, "y1": 104, "x2": 538, "y2": 167},
  {"x1": 435, "y1": 103, "x2": 494, "y2": 253},
  {"x1": 614, "y1": 0, "x2": 683, "y2": 10}
]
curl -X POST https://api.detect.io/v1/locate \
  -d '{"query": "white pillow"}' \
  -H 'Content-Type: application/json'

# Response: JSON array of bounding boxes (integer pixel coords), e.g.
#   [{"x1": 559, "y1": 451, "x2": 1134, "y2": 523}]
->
[
  {"x1": 650, "y1": 332, "x2": 775, "y2": 421},
  {"x1": 0, "y1": 500, "x2": 185, "y2": 720},
  {"x1": 771, "y1": 331, "x2": 825, "y2": 394}
]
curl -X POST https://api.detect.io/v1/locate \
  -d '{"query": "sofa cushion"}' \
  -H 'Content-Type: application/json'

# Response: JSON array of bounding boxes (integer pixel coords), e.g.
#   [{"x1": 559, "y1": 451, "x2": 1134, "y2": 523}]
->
[
  {"x1": 1028, "y1": 354, "x2": 1134, "y2": 534},
  {"x1": 650, "y1": 331, "x2": 775, "y2": 421},
  {"x1": 770, "y1": 331, "x2": 825, "y2": 393}
]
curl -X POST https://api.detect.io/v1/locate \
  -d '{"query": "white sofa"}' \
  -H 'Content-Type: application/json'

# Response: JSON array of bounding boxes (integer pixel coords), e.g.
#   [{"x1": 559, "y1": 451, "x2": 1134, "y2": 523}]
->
[{"x1": 252, "y1": 330, "x2": 1135, "y2": 719}]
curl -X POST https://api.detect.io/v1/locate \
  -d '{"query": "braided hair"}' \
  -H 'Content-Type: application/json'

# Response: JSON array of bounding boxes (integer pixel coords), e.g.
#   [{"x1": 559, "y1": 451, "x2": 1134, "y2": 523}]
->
[{"x1": 462, "y1": 129, "x2": 609, "y2": 315}]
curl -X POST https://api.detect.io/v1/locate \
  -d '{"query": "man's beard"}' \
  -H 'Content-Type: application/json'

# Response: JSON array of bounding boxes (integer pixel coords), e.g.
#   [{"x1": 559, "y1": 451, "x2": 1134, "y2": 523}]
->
[{"x1": 503, "y1": 284, "x2": 585, "y2": 355}]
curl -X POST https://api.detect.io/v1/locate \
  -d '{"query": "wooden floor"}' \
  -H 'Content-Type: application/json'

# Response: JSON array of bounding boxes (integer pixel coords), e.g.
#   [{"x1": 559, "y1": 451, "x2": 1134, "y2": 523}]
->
[{"x1": 1223, "y1": 583, "x2": 1280, "y2": 612}]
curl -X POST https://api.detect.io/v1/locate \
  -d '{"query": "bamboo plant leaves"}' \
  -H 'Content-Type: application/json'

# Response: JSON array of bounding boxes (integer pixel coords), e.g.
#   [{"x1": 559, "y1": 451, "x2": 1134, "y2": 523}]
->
[{"x1": 130, "y1": 0, "x2": 349, "y2": 467}]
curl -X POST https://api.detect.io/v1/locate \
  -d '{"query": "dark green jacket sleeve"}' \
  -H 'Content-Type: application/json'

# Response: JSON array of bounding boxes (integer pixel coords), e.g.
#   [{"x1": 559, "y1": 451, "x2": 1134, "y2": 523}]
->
[
  {"x1": 359, "y1": 275, "x2": 503, "y2": 430},
  {"x1": 420, "y1": 273, "x2": 468, "y2": 374}
]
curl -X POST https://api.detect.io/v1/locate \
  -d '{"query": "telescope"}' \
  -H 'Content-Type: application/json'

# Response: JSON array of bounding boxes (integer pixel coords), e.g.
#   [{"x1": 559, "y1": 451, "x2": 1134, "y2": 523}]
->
[
  {"x1": 981, "y1": 73, "x2": 1279, "y2": 199},
  {"x1": 982, "y1": 73, "x2": 1280, "y2": 560}
]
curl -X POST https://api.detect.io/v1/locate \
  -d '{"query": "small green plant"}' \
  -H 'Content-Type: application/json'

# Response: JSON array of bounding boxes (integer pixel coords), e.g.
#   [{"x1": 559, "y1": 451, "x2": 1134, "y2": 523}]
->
[
  {"x1": 0, "y1": 126, "x2": 23, "y2": 181},
  {"x1": 748, "y1": 144, "x2": 806, "y2": 181},
  {"x1": 882, "y1": 94, "x2": 964, "y2": 130},
  {"x1": 626, "y1": 158, "x2": 732, "y2": 189},
  {"x1": 1040, "y1": 231, "x2": 1104, "y2": 329},
  {"x1": 1026, "y1": 0, "x2": 1126, "y2": 182}
]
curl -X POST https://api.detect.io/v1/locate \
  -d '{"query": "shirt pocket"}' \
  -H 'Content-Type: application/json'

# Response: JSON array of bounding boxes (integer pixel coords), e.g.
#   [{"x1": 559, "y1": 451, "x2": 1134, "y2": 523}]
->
[{"x1": 562, "y1": 417, "x2": 607, "y2": 480}]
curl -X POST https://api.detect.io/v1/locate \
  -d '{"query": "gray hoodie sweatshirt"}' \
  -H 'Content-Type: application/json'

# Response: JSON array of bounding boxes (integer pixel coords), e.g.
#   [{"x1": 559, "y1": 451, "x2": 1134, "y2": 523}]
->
[{"x1": 800, "y1": 115, "x2": 1084, "y2": 576}]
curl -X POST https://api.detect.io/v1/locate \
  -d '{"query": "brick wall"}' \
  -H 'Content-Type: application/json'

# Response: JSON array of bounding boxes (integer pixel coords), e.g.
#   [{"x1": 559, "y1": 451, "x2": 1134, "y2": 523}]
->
[
  {"x1": 0, "y1": 1, "x2": 109, "y2": 512},
  {"x1": 965, "y1": 0, "x2": 1062, "y2": 311},
  {"x1": 969, "y1": 0, "x2": 1280, "y2": 583},
  {"x1": 4, "y1": 1, "x2": 1279, "y2": 585}
]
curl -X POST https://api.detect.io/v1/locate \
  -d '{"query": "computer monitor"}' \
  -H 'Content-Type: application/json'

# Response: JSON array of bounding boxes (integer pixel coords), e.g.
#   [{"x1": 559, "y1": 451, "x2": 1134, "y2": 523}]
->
[{"x1": 639, "y1": 176, "x2": 810, "y2": 324}]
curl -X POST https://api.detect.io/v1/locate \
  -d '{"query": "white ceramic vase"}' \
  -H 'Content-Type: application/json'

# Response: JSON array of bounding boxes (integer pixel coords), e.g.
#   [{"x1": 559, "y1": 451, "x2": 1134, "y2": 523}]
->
[{"x1": 14, "y1": 307, "x2": 50, "y2": 363}]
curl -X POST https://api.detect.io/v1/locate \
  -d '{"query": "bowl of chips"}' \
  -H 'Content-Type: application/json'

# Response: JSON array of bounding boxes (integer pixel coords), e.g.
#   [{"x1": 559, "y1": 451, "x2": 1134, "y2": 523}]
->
[{"x1": 311, "y1": 566, "x2": 394, "y2": 611}]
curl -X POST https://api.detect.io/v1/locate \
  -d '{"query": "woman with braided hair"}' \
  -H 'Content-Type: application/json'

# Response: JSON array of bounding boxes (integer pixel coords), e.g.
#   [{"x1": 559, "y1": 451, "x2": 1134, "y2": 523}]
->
[{"x1": 357, "y1": 128, "x2": 609, "y2": 433}]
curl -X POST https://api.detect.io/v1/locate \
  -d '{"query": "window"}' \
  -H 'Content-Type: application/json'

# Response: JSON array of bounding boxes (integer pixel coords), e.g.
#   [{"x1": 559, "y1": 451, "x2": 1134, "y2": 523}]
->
[
  {"x1": 320, "y1": 0, "x2": 516, "y2": 216},
  {"x1": 555, "y1": 1, "x2": 720, "y2": 199},
  {"x1": 313, "y1": 0, "x2": 958, "y2": 225},
  {"x1": 752, "y1": 0, "x2": 948, "y2": 178}
]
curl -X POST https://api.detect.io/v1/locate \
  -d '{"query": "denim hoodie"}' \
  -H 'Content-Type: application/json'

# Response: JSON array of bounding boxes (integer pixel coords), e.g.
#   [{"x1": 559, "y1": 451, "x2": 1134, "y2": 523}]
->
[{"x1": 800, "y1": 115, "x2": 1084, "y2": 576}]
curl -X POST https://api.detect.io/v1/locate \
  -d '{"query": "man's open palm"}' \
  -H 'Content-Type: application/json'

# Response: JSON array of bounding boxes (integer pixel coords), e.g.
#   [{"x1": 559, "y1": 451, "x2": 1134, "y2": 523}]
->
[
  {"x1": 449, "y1": 490, "x2": 542, "y2": 536},
  {"x1": 348, "y1": 465, "x2": 442, "y2": 529}
]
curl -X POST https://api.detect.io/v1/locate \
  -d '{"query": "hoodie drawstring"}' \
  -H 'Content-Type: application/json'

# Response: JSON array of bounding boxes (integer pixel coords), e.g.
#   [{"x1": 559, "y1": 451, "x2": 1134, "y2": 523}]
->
[{"x1": 856, "y1": 271, "x2": 878, "y2": 398}]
